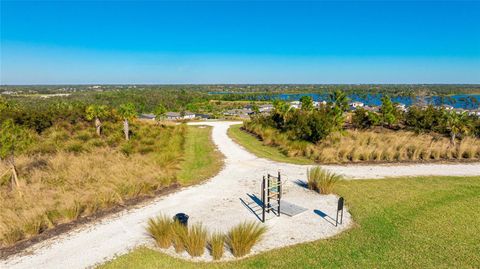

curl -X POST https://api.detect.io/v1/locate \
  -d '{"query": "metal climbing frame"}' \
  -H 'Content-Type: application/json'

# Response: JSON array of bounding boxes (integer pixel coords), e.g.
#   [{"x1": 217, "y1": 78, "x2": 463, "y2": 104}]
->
[{"x1": 261, "y1": 171, "x2": 282, "y2": 222}]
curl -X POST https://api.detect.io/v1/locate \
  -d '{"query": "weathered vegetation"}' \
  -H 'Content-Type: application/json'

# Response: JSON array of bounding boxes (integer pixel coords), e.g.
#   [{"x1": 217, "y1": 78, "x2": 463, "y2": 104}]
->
[
  {"x1": 244, "y1": 93, "x2": 480, "y2": 163},
  {"x1": 0, "y1": 102, "x2": 222, "y2": 248}
]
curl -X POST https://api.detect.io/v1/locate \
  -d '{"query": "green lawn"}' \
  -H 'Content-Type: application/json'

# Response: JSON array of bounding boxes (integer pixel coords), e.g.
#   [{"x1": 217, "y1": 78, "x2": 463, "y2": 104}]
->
[
  {"x1": 227, "y1": 124, "x2": 314, "y2": 165},
  {"x1": 99, "y1": 176, "x2": 480, "y2": 269},
  {"x1": 177, "y1": 126, "x2": 224, "y2": 185}
]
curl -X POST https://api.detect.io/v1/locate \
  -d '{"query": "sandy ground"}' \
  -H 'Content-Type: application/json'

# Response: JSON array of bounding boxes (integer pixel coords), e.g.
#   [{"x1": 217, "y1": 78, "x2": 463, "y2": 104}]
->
[{"x1": 2, "y1": 121, "x2": 480, "y2": 269}]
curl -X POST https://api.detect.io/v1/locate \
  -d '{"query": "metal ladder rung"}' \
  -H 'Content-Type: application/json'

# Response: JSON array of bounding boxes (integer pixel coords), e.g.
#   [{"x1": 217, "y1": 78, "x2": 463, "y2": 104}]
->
[{"x1": 268, "y1": 194, "x2": 279, "y2": 199}]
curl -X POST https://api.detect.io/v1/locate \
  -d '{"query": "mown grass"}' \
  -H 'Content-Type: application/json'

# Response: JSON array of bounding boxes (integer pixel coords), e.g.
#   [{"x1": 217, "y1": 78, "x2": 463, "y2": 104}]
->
[
  {"x1": 0, "y1": 122, "x2": 222, "y2": 247},
  {"x1": 99, "y1": 176, "x2": 480, "y2": 268},
  {"x1": 227, "y1": 124, "x2": 314, "y2": 165},
  {"x1": 177, "y1": 126, "x2": 224, "y2": 185}
]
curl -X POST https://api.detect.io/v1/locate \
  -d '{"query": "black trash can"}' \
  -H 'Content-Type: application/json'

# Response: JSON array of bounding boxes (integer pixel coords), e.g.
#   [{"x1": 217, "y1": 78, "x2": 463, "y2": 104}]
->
[{"x1": 173, "y1": 213, "x2": 189, "y2": 226}]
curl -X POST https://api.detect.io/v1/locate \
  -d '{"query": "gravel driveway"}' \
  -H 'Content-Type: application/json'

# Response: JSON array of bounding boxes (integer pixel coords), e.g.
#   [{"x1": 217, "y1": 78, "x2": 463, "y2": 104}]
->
[{"x1": 2, "y1": 121, "x2": 479, "y2": 269}]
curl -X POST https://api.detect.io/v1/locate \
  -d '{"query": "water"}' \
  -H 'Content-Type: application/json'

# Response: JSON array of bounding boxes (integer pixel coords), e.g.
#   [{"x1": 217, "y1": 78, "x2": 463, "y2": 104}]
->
[
  {"x1": 277, "y1": 93, "x2": 480, "y2": 109},
  {"x1": 209, "y1": 92, "x2": 480, "y2": 109}
]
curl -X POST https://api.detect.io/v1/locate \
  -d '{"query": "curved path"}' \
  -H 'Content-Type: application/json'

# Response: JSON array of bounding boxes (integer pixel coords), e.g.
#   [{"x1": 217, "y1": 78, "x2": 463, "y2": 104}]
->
[{"x1": 2, "y1": 121, "x2": 480, "y2": 268}]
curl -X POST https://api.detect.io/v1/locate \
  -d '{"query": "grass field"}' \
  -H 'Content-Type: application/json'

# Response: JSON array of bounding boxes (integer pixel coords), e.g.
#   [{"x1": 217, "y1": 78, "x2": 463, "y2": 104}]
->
[
  {"x1": 227, "y1": 124, "x2": 314, "y2": 165},
  {"x1": 99, "y1": 176, "x2": 480, "y2": 269},
  {"x1": 177, "y1": 126, "x2": 224, "y2": 185},
  {"x1": 0, "y1": 123, "x2": 222, "y2": 247}
]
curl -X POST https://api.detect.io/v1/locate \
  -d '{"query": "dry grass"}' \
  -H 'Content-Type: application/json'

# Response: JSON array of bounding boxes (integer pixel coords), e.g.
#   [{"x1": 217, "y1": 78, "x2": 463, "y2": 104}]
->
[
  {"x1": 244, "y1": 123, "x2": 480, "y2": 163},
  {"x1": 0, "y1": 121, "x2": 187, "y2": 247},
  {"x1": 227, "y1": 221, "x2": 267, "y2": 258},
  {"x1": 307, "y1": 167, "x2": 343, "y2": 194},
  {"x1": 171, "y1": 221, "x2": 188, "y2": 253},
  {"x1": 146, "y1": 215, "x2": 174, "y2": 249},
  {"x1": 183, "y1": 223, "x2": 208, "y2": 257},
  {"x1": 208, "y1": 232, "x2": 225, "y2": 260}
]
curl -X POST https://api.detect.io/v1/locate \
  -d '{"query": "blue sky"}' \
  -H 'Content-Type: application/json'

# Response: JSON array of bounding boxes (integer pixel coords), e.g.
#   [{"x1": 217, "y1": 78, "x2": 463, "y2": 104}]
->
[{"x1": 1, "y1": 1, "x2": 479, "y2": 84}]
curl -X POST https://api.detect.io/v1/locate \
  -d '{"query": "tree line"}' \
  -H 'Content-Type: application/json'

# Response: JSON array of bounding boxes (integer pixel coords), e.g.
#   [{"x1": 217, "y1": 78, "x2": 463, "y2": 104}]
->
[{"x1": 248, "y1": 92, "x2": 480, "y2": 146}]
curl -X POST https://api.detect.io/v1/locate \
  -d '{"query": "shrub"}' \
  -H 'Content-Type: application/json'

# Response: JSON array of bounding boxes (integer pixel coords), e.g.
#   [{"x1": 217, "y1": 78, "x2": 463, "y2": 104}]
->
[
  {"x1": 183, "y1": 223, "x2": 208, "y2": 257},
  {"x1": 146, "y1": 215, "x2": 173, "y2": 248},
  {"x1": 208, "y1": 232, "x2": 225, "y2": 260},
  {"x1": 227, "y1": 221, "x2": 267, "y2": 257},
  {"x1": 171, "y1": 221, "x2": 187, "y2": 253},
  {"x1": 307, "y1": 166, "x2": 343, "y2": 194},
  {"x1": 1, "y1": 226, "x2": 24, "y2": 246},
  {"x1": 66, "y1": 142, "x2": 85, "y2": 154}
]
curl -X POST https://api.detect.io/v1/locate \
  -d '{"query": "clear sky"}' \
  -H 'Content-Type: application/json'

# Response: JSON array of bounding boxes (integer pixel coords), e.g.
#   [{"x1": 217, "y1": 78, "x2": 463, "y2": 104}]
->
[{"x1": 1, "y1": 1, "x2": 479, "y2": 84}]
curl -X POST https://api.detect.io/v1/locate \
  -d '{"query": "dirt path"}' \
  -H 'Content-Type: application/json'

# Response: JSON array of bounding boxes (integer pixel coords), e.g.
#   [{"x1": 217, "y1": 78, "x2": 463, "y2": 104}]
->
[{"x1": 2, "y1": 121, "x2": 479, "y2": 269}]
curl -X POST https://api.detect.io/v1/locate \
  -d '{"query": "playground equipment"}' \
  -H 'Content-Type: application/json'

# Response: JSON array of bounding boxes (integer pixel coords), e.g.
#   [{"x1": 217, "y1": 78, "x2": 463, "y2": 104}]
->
[{"x1": 261, "y1": 171, "x2": 282, "y2": 223}]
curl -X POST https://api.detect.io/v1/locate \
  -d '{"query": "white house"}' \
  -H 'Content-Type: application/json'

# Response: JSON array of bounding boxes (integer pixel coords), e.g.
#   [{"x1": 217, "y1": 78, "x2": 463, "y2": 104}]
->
[
  {"x1": 166, "y1": 111, "x2": 196, "y2": 120},
  {"x1": 259, "y1": 104, "x2": 274, "y2": 113},
  {"x1": 313, "y1": 101, "x2": 326, "y2": 108},
  {"x1": 349, "y1": 101, "x2": 364, "y2": 109},
  {"x1": 395, "y1": 103, "x2": 407, "y2": 112},
  {"x1": 290, "y1": 101, "x2": 301, "y2": 109},
  {"x1": 442, "y1": 105, "x2": 454, "y2": 110},
  {"x1": 139, "y1": 113, "x2": 156, "y2": 121}
]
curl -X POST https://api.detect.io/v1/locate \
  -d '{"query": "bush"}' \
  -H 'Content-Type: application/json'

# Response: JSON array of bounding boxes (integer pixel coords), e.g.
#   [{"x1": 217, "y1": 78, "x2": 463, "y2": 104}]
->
[
  {"x1": 307, "y1": 167, "x2": 343, "y2": 194},
  {"x1": 183, "y1": 223, "x2": 208, "y2": 257},
  {"x1": 146, "y1": 215, "x2": 173, "y2": 248},
  {"x1": 208, "y1": 232, "x2": 225, "y2": 260},
  {"x1": 227, "y1": 221, "x2": 267, "y2": 257}
]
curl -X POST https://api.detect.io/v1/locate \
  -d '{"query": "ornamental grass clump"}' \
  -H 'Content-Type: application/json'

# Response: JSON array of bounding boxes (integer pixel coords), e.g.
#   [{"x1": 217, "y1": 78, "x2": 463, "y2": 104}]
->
[
  {"x1": 171, "y1": 221, "x2": 188, "y2": 253},
  {"x1": 184, "y1": 223, "x2": 208, "y2": 257},
  {"x1": 146, "y1": 215, "x2": 173, "y2": 248},
  {"x1": 227, "y1": 221, "x2": 267, "y2": 257},
  {"x1": 307, "y1": 166, "x2": 343, "y2": 194},
  {"x1": 208, "y1": 232, "x2": 225, "y2": 260}
]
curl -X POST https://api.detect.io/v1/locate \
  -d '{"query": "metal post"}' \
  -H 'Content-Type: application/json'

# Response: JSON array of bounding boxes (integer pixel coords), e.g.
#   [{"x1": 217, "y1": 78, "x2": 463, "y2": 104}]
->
[
  {"x1": 277, "y1": 172, "x2": 281, "y2": 217},
  {"x1": 336, "y1": 210, "x2": 339, "y2": 227},
  {"x1": 261, "y1": 176, "x2": 265, "y2": 223},
  {"x1": 339, "y1": 207, "x2": 343, "y2": 225},
  {"x1": 266, "y1": 174, "x2": 271, "y2": 213}
]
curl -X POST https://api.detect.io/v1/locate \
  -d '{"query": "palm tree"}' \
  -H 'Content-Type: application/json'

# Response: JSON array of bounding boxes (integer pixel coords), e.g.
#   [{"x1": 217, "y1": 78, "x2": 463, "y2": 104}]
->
[
  {"x1": 118, "y1": 103, "x2": 137, "y2": 140},
  {"x1": 85, "y1": 104, "x2": 109, "y2": 136},
  {"x1": 444, "y1": 111, "x2": 471, "y2": 146},
  {"x1": 0, "y1": 119, "x2": 31, "y2": 189},
  {"x1": 153, "y1": 104, "x2": 167, "y2": 125}
]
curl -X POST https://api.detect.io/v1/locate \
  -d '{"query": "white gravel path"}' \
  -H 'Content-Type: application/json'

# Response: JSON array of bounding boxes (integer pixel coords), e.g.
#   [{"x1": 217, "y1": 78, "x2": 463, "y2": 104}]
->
[{"x1": 2, "y1": 121, "x2": 480, "y2": 269}]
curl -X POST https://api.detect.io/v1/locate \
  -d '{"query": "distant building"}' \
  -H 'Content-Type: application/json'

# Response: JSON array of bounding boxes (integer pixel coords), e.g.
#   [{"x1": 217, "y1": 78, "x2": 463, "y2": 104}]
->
[
  {"x1": 363, "y1": 106, "x2": 380, "y2": 112},
  {"x1": 224, "y1": 108, "x2": 253, "y2": 118},
  {"x1": 349, "y1": 101, "x2": 364, "y2": 109},
  {"x1": 259, "y1": 104, "x2": 274, "y2": 113},
  {"x1": 313, "y1": 101, "x2": 326, "y2": 108},
  {"x1": 195, "y1": 113, "x2": 211, "y2": 119},
  {"x1": 139, "y1": 113, "x2": 156, "y2": 120},
  {"x1": 442, "y1": 105, "x2": 454, "y2": 110},
  {"x1": 468, "y1": 110, "x2": 480, "y2": 117},
  {"x1": 395, "y1": 103, "x2": 407, "y2": 112},
  {"x1": 290, "y1": 101, "x2": 301, "y2": 109},
  {"x1": 166, "y1": 111, "x2": 195, "y2": 120}
]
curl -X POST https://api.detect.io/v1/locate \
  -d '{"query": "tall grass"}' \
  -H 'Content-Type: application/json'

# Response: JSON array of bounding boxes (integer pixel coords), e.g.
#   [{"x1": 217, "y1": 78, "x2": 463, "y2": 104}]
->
[
  {"x1": 208, "y1": 232, "x2": 225, "y2": 260},
  {"x1": 307, "y1": 167, "x2": 343, "y2": 194},
  {"x1": 0, "y1": 121, "x2": 188, "y2": 247},
  {"x1": 171, "y1": 221, "x2": 187, "y2": 253},
  {"x1": 227, "y1": 221, "x2": 267, "y2": 257},
  {"x1": 183, "y1": 223, "x2": 208, "y2": 257},
  {"x1": 146, "y1": 215, "x2": 173, "y2": 248},
  {"x1": 244, "y1": 122, "x2": 480, "y2": 163}
]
